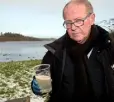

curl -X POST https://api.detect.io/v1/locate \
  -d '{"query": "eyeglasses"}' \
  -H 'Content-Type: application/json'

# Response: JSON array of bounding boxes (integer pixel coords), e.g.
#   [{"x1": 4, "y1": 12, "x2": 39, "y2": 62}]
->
[{"x1": 63, "y1": 13, "x2": 92, "y2": 29}]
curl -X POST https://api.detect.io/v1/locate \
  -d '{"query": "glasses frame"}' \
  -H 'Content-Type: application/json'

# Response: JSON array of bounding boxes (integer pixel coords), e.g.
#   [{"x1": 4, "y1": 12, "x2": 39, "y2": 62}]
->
[{"x1": 63, "y1": 13, "x2": 92, "y2": 29}]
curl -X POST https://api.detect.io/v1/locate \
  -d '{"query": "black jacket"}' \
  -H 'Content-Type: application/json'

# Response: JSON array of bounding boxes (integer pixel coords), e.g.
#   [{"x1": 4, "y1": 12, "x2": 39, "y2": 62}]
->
[{"x1": 42, "y1": 25, "x2": 114, "y2": 102}]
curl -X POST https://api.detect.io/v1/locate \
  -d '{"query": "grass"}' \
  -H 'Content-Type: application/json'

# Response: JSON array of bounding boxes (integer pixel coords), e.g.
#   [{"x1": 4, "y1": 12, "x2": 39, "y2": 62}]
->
[{"x1": 0, "y1": 60, "x2": 42, "y2": 100}]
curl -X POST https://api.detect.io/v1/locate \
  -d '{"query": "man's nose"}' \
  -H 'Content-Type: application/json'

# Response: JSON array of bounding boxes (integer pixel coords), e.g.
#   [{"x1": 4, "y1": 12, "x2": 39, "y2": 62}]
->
[{"x1": 71, "y1": 23, "x2": 78, "y2": 31}]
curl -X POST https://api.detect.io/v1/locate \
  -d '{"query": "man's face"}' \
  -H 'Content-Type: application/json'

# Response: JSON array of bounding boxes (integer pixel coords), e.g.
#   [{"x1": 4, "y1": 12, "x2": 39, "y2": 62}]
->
[{"x1": 64, "y1": 3, "x2": 95, "y2": 44}]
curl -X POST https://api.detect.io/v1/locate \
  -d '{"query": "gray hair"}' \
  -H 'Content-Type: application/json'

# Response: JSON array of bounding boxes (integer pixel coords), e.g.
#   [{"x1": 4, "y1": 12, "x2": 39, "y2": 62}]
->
[{"x1": 63, "y1": 0, "x2": 94, "y2": 19}]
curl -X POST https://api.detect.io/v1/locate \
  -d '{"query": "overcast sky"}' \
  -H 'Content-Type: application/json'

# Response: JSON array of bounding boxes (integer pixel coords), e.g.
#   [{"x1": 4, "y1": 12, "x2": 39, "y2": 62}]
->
[{"x1": 0, "y1": 0, "x2": 114, "y2": 38}]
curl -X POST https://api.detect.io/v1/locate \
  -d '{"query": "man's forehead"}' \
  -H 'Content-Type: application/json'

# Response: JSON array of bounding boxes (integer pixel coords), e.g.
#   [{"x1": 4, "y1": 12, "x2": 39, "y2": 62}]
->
[
  {"x1": 64, "y1": 4, "x2": 87, "y2": 19},
  {"x1": 64, "y1": 3, "x2": 87, "y2": 14}
]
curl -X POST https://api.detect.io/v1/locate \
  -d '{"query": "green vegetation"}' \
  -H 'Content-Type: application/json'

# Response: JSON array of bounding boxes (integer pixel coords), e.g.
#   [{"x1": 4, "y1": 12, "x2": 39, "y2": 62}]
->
[
  {"x1": 0, "y1": 60, "x2": 42, "y2": 100},
  {"x1": 0, "y1": 32, "x2": 56, "y2": 41}
]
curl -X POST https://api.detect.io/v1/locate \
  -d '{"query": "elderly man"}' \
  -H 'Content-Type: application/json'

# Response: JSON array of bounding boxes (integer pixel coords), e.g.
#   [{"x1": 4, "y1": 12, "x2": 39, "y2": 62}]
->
[{"x1": 31, "y1": 0, "x2": 114, "y2": 101}]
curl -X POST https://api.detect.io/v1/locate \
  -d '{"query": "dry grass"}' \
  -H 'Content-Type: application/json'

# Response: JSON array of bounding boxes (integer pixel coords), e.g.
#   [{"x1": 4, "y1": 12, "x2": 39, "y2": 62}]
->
[{"x1": 0, "y1": 60, "x2": 41, "y2": 100}]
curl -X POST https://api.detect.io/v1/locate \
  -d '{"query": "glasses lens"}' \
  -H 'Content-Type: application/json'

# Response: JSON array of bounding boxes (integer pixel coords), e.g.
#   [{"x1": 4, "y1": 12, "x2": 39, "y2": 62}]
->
[
  {"x1": 63, "y1": 20, "x2": 84, "y2": 29},
  {"x1": 74, "y1": 20, "x2": 83, "y2": 26}
]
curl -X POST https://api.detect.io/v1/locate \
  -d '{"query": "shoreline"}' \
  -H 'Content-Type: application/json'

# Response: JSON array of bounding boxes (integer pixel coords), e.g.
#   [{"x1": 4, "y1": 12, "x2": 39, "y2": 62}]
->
[{"x1": 0, "y1": 59, "x2": 42, "y2": 63}]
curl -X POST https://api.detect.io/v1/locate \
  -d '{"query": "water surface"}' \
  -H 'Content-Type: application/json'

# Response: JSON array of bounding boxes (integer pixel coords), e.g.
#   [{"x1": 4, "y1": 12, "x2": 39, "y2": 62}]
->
[{"x1": 0, "y1": 41, "x2": 53, "y2": 62}]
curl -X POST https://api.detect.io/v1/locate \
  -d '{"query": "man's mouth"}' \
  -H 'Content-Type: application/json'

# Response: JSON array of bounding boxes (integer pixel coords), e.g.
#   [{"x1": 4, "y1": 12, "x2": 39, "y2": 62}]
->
[{"x1": 72, "y1": 33, "x2": 80, "y2": 36}]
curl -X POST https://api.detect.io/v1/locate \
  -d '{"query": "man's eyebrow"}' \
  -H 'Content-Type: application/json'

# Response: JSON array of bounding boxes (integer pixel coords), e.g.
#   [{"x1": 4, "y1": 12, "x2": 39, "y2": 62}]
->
[
  {"x1": 64, "y1": 20, "x2": 72, "y2": 23},
  {"x1": 65, "y1": 18, "x2": 82, "y2": 23},
  {"x1": 74, "y1": 17, "x2": 82, "y2": 21}
]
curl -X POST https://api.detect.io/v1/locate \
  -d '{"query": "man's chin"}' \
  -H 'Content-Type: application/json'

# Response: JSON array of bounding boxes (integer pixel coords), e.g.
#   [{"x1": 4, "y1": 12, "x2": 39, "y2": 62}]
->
[
  {"x1": 77, "y1": 40, "x2": 84, "y2": 44},
  {"x1": 73, "y1": 38, "x2": 85, "y2": 44}
]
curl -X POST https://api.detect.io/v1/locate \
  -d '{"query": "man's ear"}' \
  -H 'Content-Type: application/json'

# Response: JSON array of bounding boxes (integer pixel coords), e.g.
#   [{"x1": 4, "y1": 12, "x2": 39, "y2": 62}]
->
[{"x1": 90, "y1": 13, "x2": 95, "y2": 25}]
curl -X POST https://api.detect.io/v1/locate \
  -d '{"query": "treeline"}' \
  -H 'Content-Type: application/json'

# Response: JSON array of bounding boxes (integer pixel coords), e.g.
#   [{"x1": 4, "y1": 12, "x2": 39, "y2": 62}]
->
[{"x1": 0, "y1": 32, "x2": 55, "y2": 41}]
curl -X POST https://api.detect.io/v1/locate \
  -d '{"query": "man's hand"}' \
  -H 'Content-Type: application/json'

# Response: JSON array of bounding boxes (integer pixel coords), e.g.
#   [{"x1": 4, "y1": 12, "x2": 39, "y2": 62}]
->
[{"x1": 31, "y1": 76, "x2": 42, "y2": 96}]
